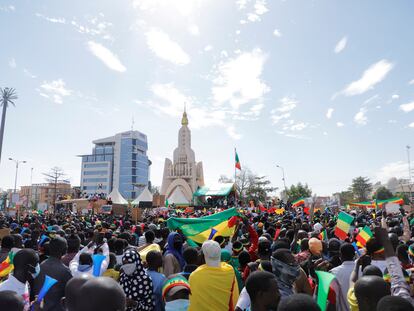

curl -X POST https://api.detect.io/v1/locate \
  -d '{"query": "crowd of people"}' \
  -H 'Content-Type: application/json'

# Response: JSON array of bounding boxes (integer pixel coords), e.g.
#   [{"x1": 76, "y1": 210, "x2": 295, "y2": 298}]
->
[{"x1": 0, "y1": 204, "x2": 413, "y2": 311}]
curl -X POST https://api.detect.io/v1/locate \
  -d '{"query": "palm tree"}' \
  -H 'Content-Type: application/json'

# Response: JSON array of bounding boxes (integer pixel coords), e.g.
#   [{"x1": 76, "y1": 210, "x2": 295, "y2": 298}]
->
[{"x1": 0, "y1": 88, "x2": 17, "y2": 164}]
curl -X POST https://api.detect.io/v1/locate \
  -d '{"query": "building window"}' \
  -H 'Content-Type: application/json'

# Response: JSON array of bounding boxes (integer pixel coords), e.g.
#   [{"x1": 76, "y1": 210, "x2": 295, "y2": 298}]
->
[
  {"x1": 83, "y1": 170, "x2": 108, "y2": 175},
  {"x1": 83, "y1": 178, "x2": 108, "y2": 183},
  {"x1": 84, "y1": 163, "x2": 108, "y2": 168}
]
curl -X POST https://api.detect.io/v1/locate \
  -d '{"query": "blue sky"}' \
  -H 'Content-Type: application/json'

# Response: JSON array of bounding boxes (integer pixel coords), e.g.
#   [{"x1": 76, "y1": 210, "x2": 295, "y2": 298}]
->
[{"x1": 1, "y1": 0, "x2": 413, "y2": 196}]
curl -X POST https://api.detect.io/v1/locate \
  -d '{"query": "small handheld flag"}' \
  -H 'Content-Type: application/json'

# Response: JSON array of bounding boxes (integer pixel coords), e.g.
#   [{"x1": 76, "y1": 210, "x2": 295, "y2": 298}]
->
[
  {"x1": 315, "y1": 271, "x2": 336, "y2": 311},
  {"x1": 36, "y1": 275, "x2": 58, "y2": 303},
  {"x1": 334, "y1": 212, "x2": 354, "y2": 240},
  {"x1": 355, "y1": 226, "x2": 373, "y2": 246}
]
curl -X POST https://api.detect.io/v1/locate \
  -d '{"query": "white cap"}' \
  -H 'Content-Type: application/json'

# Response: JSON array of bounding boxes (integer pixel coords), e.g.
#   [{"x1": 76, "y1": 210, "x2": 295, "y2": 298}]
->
[
  {"x1": 202, "y1": 240, "x2": 221, "y2": 267},
  {"x1": 313, "y1": 223, "x2": 323, "y2": 233}
]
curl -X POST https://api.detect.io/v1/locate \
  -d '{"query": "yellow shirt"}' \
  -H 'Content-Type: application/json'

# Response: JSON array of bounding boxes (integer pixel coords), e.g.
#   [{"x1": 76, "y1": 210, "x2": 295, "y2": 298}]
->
[{"x1": 188, "y1": 263, "x2": 239, "y2": 311}]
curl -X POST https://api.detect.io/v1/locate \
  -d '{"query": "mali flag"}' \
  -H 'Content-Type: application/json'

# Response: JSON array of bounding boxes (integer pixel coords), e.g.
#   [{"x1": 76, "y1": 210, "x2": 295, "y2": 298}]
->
[
  {"x1": 167, "y1": 208, "x2": 239, "y2": 244},
  {"x1": 235, "y1": 149, "x2": 241, "y2": 170},
  {"x1": 355, "y1": 226, "x2": 373, "y2": 246},
  {"x1": 0, "y1": 252, "x2": 14, "y2": 278},
  {"x1": 319, "y1": 229, "x2": 328, "y2": 241},
  {"x1": 334, "y1": 212, "x2": 354, "y2": 240},
  {"x1": 292, "y1": 198, "x2": 305, "y2": 208}
]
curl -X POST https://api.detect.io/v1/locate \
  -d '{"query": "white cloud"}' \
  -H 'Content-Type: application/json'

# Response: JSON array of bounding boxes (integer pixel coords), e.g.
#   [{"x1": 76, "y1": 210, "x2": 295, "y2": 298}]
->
[
  {"x1": 376, "y1": 161, "x2": 413, "y2": 182},
  {"x1": 39, "y1": 79, "x2": 72, "y2": 104},
  {"x1": 212, "y1": 48, "x2": 269, "y2": 109},
  {"x1": 71, "y1": 15, "x2": 113, "y2": 41},
  {"x1": 273, "y1": 29, "x2": 282, "y2": 37},
  {"x1": 326, "y1": 108, "x2": 334, "y2": 119},
  {"x1": 284, "y1": 121, "x2": 307, "y2": 131},
  {"x1": 238, "y1": 0, "x2": 269, "y2": 24},
  {"x1": 409, "y1": 122, "x2": 414, "y2": 128},
  {"x1": 254, "y1": 0, "x2": 268, "y2": 14},
  {"x1": 35, "y1": 13, "x2": 66, "y2": 24},
  {"x1": 388, "y1": 119, "x2": 397, "y2": 124},
  {"x1": 23, "y1": 69, "x2": 37, "y2": 79},
  {"x1": 8, "y1": 58, "x2": 16, "y2": 68},
  {"x1": 354, "y1": 107, "x2": 368, "y2": 125},
  {"x1": 271, "y1": 112, "x2": 290, "y2": 125},
  {"x1": 334, "y1": 36, "x2": 347, "y2": 54},
  {"x1": 87, "y1": 41, "x2": 126, "y2": 72},
  {"x1": 399, "y1": 101, "x2": 414, "y2": 113},
  {"x1": 132, "y1": 0, "x2": 196, "y2": 16},
  {"x1": 226, "y1": 125, "x2": 242, "y2": 140},
  {"x1": 323, "y1": 131, "x2": 328, "y2": 136},
  {"x1": 336, "y1": 122, "x2": 345, "y2": 127},
  {"x1": 146, "y1": 29, "x2": 190, "y2": 65},
  {"x1": 363, "y1": 94, "x2": 379, "y2": 105},
  {"x1": 188, "y1": 24, "x2": 199, "y2": 36},
  {"x1": 148, "y1": 83, "x2": 225, "y2": 130},
  {"x1": 276, "y1": 96, "x2": 297, "y2": 112},
  {"x1": 409, "y1": 79, "x2": 414, "y2": 85},
  {"x1": 392, "y1": 94, "x2": 399, "y2": 100},
  {"x1": 0, "y1": 5, "x2": 15, "y2": 12},
  {"x1": 204, "y1": 45, "x2": 213, "y2": 52},
  {"x1": 341, "y1": 59, "x2": 394, "y2": 96}
]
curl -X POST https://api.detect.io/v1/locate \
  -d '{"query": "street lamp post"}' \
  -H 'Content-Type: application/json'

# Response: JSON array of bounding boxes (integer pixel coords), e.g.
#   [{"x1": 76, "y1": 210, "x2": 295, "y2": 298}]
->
[
  {"x1": 9, "y1": 158, "x2": 26, "y2": 193},
  {"x1": 276, "y1": 164, "x2": 288, "y2": 200},
  {"x1": 407, "y1": 146, "x2": 413, "y2": 203}
]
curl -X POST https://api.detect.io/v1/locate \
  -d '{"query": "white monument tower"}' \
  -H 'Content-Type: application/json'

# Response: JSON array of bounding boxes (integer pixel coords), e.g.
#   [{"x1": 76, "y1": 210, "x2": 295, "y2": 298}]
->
[{"x1": 160, "y1": 108, "x2": 204, "y2": 204}]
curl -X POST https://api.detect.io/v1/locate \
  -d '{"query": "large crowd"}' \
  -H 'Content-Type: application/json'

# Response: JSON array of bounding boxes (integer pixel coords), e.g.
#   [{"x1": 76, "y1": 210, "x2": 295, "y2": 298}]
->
[{"x1": 0, "y1": 204, "x2": 413, "y2": 311}]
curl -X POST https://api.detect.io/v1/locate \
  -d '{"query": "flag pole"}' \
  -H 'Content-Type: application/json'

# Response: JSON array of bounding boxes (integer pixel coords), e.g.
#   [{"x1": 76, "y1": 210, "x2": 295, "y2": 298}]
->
[{"x1": 234, "y1": 147, "x2": 237, "y2": 207}]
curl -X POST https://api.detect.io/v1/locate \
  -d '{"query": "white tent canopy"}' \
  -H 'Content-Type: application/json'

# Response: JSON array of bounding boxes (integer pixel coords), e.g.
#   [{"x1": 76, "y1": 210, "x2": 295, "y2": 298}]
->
[
  {"x1": 107, "y1": 188, "x2": 128, "y2": 205},
  {"x1": 132, "y1": 187, "x2": 153, "y2": 205},
  {"x1": 168, "y1": 186, "x2": 190, "y2": 205}
]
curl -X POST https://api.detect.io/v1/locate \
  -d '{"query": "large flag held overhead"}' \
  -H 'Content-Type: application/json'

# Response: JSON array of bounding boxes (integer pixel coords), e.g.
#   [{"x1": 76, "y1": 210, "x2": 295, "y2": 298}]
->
[
  {"x1": 334, "y1": 212, "x2": 354, "y2": 240},
  {"x1": 235, "y1": 149, "x2": 241, "y2": 170},
  {"x1": 167, "y1": 208, "x2": 239, "y2": 244},
  {"x1": 292, "y1": 198, "x2": 305, "y2": 208},
  {"x1": 355, "y1": 226, "x2": 373, "y2": 246}
]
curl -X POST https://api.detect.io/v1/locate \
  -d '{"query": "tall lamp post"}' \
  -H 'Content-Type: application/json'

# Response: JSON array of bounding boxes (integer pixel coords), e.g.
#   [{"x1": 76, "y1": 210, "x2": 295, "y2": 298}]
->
[
  {"x1": 276, "y1": 164, "x2": 288, "y2": 200},
  {"x1": 9, "y1": 158, "x2": 26, "y2": 193},
  {"x1": 407, "y1": 146, "x2": 413, "y2": 203}
]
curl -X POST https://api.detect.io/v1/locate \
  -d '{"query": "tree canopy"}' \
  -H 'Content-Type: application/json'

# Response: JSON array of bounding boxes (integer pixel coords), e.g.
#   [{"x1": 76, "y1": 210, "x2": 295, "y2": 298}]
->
[
  {"x1": 286, "y1": 182, "x2": 312, "y2": 202},
  {"x1": 349, "y1": 176, "x2": 372, "y2": 201}
]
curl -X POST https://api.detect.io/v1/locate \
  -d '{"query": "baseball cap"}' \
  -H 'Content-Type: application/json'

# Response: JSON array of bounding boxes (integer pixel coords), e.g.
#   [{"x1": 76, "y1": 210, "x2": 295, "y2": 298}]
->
[{"x1": 202, "y1": 240, "x2": 221, "y2": 267}]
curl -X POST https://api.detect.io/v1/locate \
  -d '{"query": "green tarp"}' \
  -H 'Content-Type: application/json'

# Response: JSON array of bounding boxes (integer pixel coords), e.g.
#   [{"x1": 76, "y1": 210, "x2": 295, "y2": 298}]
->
[{"x1": 193, "y1": 184, "x2": 234, "y2": 197}]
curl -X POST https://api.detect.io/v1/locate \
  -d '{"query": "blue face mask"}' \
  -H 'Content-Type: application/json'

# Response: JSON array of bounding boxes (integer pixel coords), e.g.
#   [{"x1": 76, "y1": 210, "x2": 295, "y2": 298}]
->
[
  {"x1": 78, "y1": 264, "x2": 92, "y2": 272},
  {"x1": 30, "y1": 264, "x2": 40, "y2": 279}
]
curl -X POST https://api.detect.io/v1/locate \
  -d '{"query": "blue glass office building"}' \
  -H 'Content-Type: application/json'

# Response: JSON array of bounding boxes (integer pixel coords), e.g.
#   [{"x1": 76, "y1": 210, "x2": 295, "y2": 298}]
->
[{"x1": 79, "y1": 131, "x2": 150, "y2": 200}]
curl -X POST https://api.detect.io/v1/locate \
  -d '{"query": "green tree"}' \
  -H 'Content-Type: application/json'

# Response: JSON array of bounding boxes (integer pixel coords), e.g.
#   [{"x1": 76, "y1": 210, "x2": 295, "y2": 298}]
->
[
  {"x1": 245, "y1": 175, "x2": 277, "y2": 203},
  {"x1": 221, "y1": 168, "x2": 277, "y2": 204},
  {"x1": 375, "y1": 186, "x2": 393, "y2": 200},
  {"x1": 349, "y1": 176, "x2": 372, "y2": 201},
  {"x1": 286, "y1": 182, "x2": 312, "y2": 202}
]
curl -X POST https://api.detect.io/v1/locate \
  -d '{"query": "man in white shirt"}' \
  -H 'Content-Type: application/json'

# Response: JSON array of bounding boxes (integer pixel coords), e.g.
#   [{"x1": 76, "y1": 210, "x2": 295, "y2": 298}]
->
[
  {"x1": 0, "y1": 249, "x2": 39, "y2": 309},
  {"x1": 329, "y1": 242, "x2": 356, "y2": 311}
]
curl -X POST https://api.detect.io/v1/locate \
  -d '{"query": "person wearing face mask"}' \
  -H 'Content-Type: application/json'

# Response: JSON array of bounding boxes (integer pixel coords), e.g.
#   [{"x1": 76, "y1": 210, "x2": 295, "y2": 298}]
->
[
  {"x1": 33, "y1": 237, "x2": 73, "y2": 311},
  {"x1": 0, "y1": 248, "x2": 39, "y2": 309},
  {"x1": 119, "y1": 249, "x2": 154, "y2": 311},
  {"x1": 271, "y1": 248, "x2": 301, "y2": 298},
  {"x1": 163, "y1": 232, "x2": 185, "y2": 277}
]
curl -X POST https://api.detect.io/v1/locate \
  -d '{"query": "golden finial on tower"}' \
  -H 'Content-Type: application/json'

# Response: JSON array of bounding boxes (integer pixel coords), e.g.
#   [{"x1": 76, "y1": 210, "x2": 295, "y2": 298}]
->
[{"x1": 181, "y1": 103, "x2": 188, "y2": 125}]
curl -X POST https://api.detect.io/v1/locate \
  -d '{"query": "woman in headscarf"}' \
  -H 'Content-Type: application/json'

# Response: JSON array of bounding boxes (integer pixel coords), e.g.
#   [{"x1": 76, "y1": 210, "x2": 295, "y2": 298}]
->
[
  {"x1": 119, "y1": 249, "x2": 154, "y2": 311},
  {"x1": 163, "y1": 232, "x2": 185, "y2": 277}
]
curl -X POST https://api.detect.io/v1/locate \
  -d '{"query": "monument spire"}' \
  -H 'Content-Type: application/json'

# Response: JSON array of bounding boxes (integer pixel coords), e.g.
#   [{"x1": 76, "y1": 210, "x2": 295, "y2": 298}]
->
[{"x1": 181, "y1": 103, "x2": 188, "y2": 126}]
